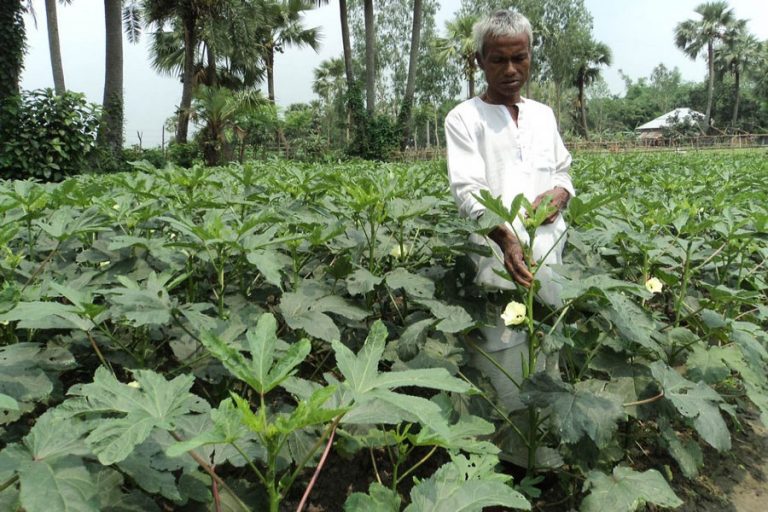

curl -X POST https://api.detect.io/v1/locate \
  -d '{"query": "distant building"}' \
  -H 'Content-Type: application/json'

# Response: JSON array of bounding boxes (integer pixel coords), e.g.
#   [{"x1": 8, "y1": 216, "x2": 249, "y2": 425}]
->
[{"x1": 636, "y1": 108, "x2": 705, "y2": 140}]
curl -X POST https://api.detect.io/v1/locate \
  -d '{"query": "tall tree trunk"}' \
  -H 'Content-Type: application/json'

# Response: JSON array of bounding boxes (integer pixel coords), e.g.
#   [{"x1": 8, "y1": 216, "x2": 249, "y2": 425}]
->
[
  {"x1": 731, "y1": 68, "x2": 740, "y2": 127},
  {"x1": 98, "y1": 0, "x2": 124, "y2": 158},
  {"x1": 467, "y1": 58, "x2": 475, "y2": 99},
  {"x1": 266, "y1": 45, "x2": 289, "y2": 152},
  {"x1": 398, "y1": 0, "x2": 423, "y2": 150},
  {"x1": 434, "y1": 111, "x2": 440, "y2": 148},
  {"x1": 266, "y1": 45, "x2": 275, "y2": 102},
  {"x1": 176, "y1": 12, "x2": 197, "y2": 144},
  {"x1": 339, "y1": 0, "x2": 354, "y2": 89},
  {"x1": 578, "y1": 79, "x2": 588, "y2": 140},
  {"x1": 206, "y1": 42, "x2": 217, "y2": 86},
  {"x1": 363, "y1": 0, "x2": 375, "y2": 114},
  {"x1": 705, "y1": 40, "x2": 714, "y2": 131},
  {"x1": 0, "y1": 1, "x2": 26, "y2": 104},
  {"x1": 45, "y1": 0, "x2": 66, "y2": 94}
]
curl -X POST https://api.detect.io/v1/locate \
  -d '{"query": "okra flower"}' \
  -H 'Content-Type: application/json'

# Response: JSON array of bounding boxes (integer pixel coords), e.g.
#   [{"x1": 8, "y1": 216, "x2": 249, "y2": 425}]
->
[
  {"x1": 645, "y1": 277, "x2": 663, "y2": 294},
  {"x1": 501, "y1": 301, "x2": 526, "y2": 326}
]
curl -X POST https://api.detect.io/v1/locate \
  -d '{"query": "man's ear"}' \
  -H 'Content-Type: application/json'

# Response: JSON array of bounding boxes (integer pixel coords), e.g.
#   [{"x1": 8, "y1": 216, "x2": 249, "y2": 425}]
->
[{"x1": 475, "y1": 51, "x2": 484, "y2": 71}]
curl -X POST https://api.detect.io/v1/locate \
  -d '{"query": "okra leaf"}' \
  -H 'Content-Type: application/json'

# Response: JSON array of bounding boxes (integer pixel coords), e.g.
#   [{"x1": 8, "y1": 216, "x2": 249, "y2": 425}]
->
[
  {"x1": 405, "y1": 454, "x2": 530, "y2": 511},
  {"x1": 344, "y1": 483, "x2": 401, "y2": 512},
  {"x1": 60, "y1": 368, "x2": 199, "y2": 465},
  {"x1": 520, "y1": 373, "x2": 624, "y2": 448},
  {"x1": 580, "y1": 466, "x2": 682, "y2": 512},
  {"x1": 650, "y1": 361, "x2": 731, "y2": 451},
  {"x1": 19, "y1": 457, "x2": 99, "y2": 512}
]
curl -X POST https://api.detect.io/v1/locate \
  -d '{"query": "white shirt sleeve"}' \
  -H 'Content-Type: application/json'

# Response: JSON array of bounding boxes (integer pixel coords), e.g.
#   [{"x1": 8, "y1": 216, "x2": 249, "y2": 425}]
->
[{"x1": 444, "y1": 112, "x2": 488, "y2": 220}]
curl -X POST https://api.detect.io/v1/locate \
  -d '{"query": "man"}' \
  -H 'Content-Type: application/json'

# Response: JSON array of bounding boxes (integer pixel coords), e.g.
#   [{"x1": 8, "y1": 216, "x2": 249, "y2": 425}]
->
[{"x1": 444, "y1": 9, "x2": 575, "y2": 412}]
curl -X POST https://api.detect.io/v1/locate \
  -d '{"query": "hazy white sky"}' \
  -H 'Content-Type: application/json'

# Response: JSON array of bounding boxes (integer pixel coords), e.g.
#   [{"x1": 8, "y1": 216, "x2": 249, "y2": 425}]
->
[{"x1": 20, "y1": 0, "x2": 768, "y2": 146}]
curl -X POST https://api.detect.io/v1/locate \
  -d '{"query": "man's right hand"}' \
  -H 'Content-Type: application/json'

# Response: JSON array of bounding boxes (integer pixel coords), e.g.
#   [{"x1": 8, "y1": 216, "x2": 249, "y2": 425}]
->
[{"x1": 489, "y1": 226, "x2": 533, "y2": 288}]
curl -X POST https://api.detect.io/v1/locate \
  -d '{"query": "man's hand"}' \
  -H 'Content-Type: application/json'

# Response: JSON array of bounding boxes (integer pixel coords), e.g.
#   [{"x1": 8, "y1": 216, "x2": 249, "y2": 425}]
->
[
  {"x1": 531, "y1": 187, "x2": 570, "y2": 225},
  {"x1": 489, "y1": 226, "x2": 533, "y2": 288}
]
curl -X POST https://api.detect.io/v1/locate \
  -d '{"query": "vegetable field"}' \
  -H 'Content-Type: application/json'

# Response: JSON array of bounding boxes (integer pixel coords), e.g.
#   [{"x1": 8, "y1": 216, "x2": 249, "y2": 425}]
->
[{"x1": 0, "y1": 151, "x2": 766, "y2": 511}]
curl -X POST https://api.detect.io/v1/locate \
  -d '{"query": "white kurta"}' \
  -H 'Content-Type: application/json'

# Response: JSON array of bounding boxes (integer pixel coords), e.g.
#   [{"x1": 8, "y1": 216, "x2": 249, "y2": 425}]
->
[
  {"x1": 445, "y1": 96, "x2": 575, "y2": 295},
  {"x1": 445, "y1": 96, "x2": 575, "y2": 358}
]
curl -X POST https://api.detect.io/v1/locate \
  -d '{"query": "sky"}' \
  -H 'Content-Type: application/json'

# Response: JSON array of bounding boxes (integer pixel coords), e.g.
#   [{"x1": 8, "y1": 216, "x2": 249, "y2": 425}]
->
[{"x1": 20, "y1": 0, "x2": 768, "y2": 147}]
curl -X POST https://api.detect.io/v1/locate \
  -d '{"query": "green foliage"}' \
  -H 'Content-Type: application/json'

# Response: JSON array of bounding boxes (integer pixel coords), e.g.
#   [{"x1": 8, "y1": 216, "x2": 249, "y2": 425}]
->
[
  {"x1": 0, "y1": 152, "x2": 764, "y2": 510},
  {"x1": 0, "y1": 89, "x2": 100, "y2": 181},
  {"x1": 167, "y1": 141, "x2": 201, "y2": 167},
  {"x1": 0, "y1": 1, "x2": 25, "y2": 103},
  {"x1": 580, "y1": 466, "x2": 682, "y2": 512}
]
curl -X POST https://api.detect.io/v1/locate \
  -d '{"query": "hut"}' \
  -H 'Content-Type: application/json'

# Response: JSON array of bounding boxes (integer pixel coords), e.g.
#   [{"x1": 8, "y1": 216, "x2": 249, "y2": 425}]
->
[{"x1": 636, "y1": 108, "x2": 705, "y2": 141}]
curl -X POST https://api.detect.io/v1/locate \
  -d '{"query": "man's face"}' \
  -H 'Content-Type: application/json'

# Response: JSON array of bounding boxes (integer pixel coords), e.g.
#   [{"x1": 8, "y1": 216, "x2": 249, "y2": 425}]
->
[{"x1": 477, "y1": 33, "x2": 530, "y2": 104}]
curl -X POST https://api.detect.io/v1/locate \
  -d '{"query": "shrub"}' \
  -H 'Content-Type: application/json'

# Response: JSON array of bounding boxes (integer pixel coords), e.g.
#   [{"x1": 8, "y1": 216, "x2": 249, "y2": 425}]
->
[{"x1": 0, "y1": 89, "x2": 100, "y2": 181}]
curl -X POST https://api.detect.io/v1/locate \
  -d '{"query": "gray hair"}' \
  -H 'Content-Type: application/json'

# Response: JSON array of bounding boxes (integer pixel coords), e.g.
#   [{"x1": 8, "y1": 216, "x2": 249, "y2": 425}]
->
[{"x1": 473, "y1": 9, "x2": 533, "y2": 57}]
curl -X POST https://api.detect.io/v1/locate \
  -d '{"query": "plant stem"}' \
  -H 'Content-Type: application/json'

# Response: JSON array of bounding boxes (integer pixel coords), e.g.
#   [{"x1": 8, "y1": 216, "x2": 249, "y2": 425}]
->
[
  {"x1": 231, "y1": 441, "x2": 267, "y2": 484},
  {"x1": 0, "y1": 474, "x2": 19, "y2": 493},
  {"x1": 170, "y1": 432, "x2": 250, "y2": 512},
  {"x1": 396, "y1": 445, "x2": 438, "y2": 486},
  {"x1": 295, "y1": 415, "x2": 341, "y2": 512}
]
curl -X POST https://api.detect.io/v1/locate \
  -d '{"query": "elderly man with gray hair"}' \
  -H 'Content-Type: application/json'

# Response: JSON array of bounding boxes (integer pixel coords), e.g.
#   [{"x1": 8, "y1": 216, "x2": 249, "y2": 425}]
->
[{"x1": 444, "y1": 9, "x2": 575, "y2": 412}]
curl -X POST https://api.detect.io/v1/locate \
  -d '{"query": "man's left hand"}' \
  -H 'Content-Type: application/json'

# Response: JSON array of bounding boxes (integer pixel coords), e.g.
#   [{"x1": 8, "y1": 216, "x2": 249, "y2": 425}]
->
[{"x1": 531, "y1": 187, "x2": 570, "y2": 225}]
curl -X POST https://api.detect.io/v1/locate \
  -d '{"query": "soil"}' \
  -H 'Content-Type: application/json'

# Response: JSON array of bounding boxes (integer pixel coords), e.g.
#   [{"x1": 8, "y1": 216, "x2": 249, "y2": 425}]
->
[
  {"x1": 675, "y1": 413, "x2": 768, "y2": 512},
  {"x1": 281, "y1": 414, "x2": 768, "y2": 511}
]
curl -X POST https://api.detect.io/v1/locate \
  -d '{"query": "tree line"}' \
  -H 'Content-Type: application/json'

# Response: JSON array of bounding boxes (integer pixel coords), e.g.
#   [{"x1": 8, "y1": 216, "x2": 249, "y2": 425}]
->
[{"x1": 1, "y1": 0, "x2": 767, "y2": 175}]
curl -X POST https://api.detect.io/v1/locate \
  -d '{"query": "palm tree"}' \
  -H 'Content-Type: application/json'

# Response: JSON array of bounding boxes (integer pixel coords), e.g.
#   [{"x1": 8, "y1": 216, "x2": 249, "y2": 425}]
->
[
  {"x1": 192, "y1": 85, "x2": 264, "y2": 165},
  {"x1": 97, "y1": 0, "x2": 124, "y2": 159},
  {"x1": 434, "y1": 14, "x2": 477, "y2": 99},
  {"x1": 715, "y1": 21, "x2": 761, "y2": 127},
  {"x1": 674, "y1": 1, "x2": 736, "y2": 130},
  {"x1": 573, "y1": 38, "x2": 612, "y2": 139},
  {"x1": 45, "y1": 0, "x2": 71, "y2": 95},
  {"x1": 258, "y1": 0, "x2": 321, "y2": 104},
  {"x1": 313, "y1": 57, "x2": 345, "y2": 142}
]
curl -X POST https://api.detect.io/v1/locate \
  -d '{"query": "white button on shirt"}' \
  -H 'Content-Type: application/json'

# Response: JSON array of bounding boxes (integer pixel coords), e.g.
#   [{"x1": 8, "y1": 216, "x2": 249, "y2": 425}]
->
[{"x1": 445, "y1": 96, "x2": 576, "y2": 300}]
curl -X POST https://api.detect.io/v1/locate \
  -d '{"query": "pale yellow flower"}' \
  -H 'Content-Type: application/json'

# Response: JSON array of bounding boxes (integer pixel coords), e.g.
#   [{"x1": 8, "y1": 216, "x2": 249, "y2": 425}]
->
[
  {"x1": 501, "y1": 301, "x2": 526, "y2": 326},
  {"x1": 645, "y1": 277, "x2": 663, "y2": 294},
  {"x1": 126, "y1": 381, "x2": 141, "y2": 389},
  {"x1": 390, "y1": 244, "x2": 411, "y2": 259}
]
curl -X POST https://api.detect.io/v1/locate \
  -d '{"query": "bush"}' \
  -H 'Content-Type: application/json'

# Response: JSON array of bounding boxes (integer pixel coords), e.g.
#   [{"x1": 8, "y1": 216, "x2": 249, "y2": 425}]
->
[
  {"x1": 167, "y1": 141, "x2": 202, "y2": 168},
  {"x1": 0, "y1": 89, "x2": 100, "y2": 181},
  {"x1": 122, "y1": 146, "x2": 168, "y2": 169}
]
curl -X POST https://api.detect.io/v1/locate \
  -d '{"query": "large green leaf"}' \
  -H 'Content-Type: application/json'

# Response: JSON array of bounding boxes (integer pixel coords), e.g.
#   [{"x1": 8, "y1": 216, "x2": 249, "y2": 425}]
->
[
  {"x1": 416, "y1": 299, "x2": 474, "y2": 333},
  {"x1": 580, "y1": 466, "x2": 682, "y2": 512},
  {"x1": 650, "y1": 361, "x2": 731, "y2": 451},
  {"x1": 520, "y1": 374, "x2": 624, "y2": 447},
  {"x1": 280, "y1": 283, "x2": 365, "y2": 342},
  {"x1": 0, "y1": 301, "x2": 92, "y2": 330},
  {"x1": 346, "y1": 268, "x2": 383, "y2": 296},
  {"x1": 0, "y1": 392, "x2": 19, "y2": 410},
  {"x1": 19, "y1": 457, "x2": 99, "y2": 512},
  {"x1": 200, "y1": 313, "x2": 311, "y2": 394},
  {"x1": 247, "y1": 249, "x2": 291, "y2": 288},
  {"x1": 0, "y1": 343, "x2": 75, "y2": 410},
  {"x1": 60, "y1": 368, "x2": 199, "y2": 465},
  {"x1": 332, "y1": 321, "x2": 471, "y2": 432},
  {"x1": 102, "y1": 273, "x2": 174, "y2": 327},
  {"x1": 659, "y1": 420, "x2": 703, "y2": 479},
  {"x1": 385, "y1": 268, "x2": 435, "y2": 298},
  {"x1": 405, "y1": 454, "x2": 530, "y2": 511},
  {"x1": 344, "y1": 483, "x2": 402, "y2": 512}
]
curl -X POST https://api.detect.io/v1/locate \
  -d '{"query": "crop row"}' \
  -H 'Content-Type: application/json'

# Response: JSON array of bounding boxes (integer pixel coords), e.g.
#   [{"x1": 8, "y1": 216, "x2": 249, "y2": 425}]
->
[{"x1": 0, "y1": 151, "x2": 766, "y2": 511}]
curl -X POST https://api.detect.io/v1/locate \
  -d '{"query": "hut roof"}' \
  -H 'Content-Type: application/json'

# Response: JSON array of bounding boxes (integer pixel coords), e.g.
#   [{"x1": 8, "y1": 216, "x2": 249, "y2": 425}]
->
[{"x1": 636, "y1": 108, "x2": 705, "y2": 131}]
